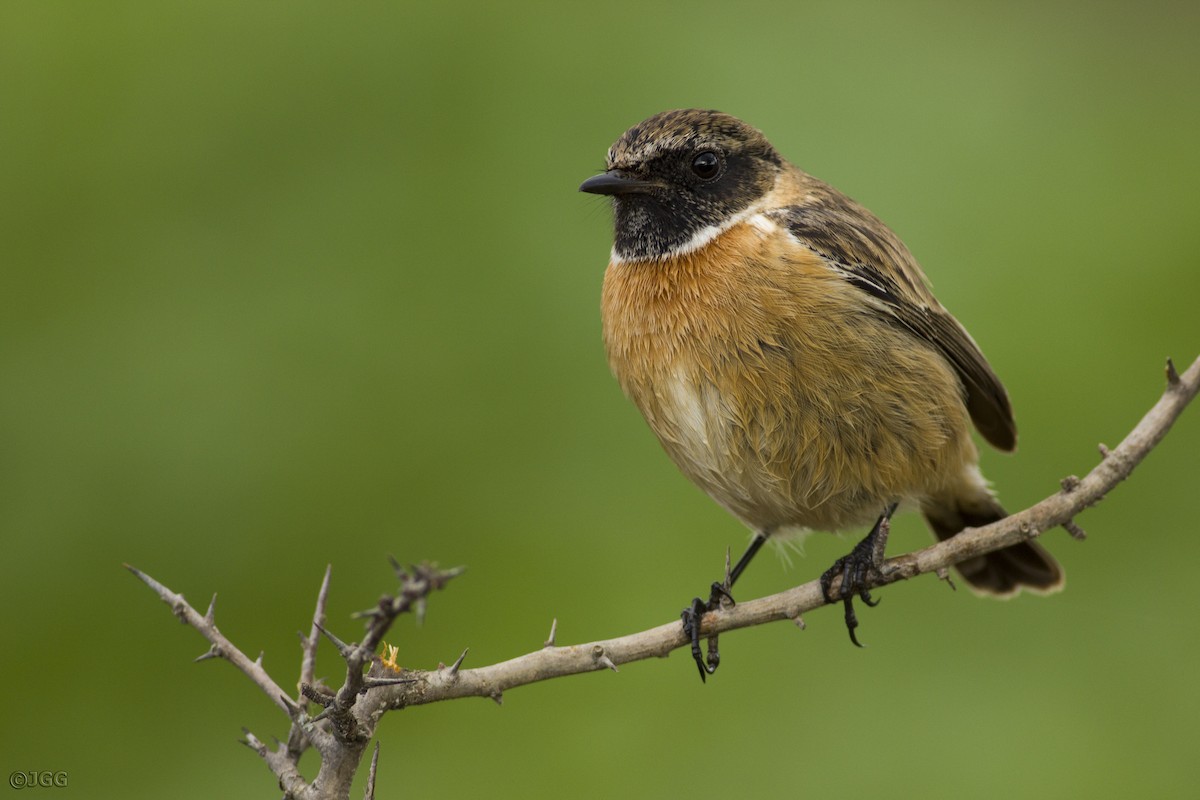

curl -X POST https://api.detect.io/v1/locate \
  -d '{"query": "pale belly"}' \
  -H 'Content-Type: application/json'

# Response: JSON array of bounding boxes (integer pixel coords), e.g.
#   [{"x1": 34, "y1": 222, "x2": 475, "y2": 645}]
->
[{"x1": 644, "y1": 363, "x2": 898, "y2": 532}]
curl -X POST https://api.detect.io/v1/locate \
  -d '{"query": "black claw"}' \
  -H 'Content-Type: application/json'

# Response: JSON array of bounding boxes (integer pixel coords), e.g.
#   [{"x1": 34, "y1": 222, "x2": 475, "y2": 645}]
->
[
  {"x1": 681, "y1": 598, "x2": 715, "y2": 682},
  {"x1": 709, "y1": 581, "x2": 734, "y2": 607},
  {"x1": 844, "y1": 598, "x2": 863, "y2": 647}
]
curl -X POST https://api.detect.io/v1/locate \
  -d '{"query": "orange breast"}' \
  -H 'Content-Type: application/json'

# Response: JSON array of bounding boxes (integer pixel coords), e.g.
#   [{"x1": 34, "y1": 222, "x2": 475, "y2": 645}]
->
[{"x1": 600, "y1": 220, "x2": 976, "y2": 532}]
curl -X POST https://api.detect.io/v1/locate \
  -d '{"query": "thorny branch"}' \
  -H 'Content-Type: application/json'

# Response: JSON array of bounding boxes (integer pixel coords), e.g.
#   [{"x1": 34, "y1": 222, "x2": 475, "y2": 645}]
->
[
  {"x1": 127, "y1": 560, "x2": 463, "y2": 800},
  {"x1": 129, "y1": 356, "x2": 1199, "y2": 800}
]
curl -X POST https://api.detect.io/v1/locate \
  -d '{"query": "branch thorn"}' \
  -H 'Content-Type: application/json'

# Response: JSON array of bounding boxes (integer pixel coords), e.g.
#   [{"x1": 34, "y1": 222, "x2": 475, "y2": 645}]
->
[
  {"x1": 279, "y1": 694, "x2": 303, "y2": 720},
  {"x1": 1063, "y1": 519, "x2": 1088, "y2": 541},
  {"x1": 240, "y1": 727, "x2": 267, "y2": 757},
  {"x1": 363, "y1": 675, "x2": 417, "y2": 689},
  {"x1": 194, "y1": 645, "x2": 220, "y2": 663},
  {"x1": 544, "y1": 618, "x2": 558, "y2": 648},
  {"x1": 592, "y1": 645, "x2": 619, "y2": 672},
  {"x1": 1167, "y1": 357, "x2": 1181, "y2": 386},
  {"x1": 935, "y1": 566, "x2": 958, "y2": 591},
  {"x1": 204, "y1": 594, "x2": 217, "y2": 625},
  {"x1": 448, "y1": 647, "x2": 469, "y2": 677},
  {"x1": 315, "y1": 622, "x2": 356, "y2": 661}
]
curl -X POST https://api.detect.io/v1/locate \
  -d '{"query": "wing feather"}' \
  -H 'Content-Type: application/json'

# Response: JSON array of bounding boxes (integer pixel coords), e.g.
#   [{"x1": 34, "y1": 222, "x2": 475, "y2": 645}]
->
[{"x1": 773, "y1": 197, "x2": 1017, "y2": 452}]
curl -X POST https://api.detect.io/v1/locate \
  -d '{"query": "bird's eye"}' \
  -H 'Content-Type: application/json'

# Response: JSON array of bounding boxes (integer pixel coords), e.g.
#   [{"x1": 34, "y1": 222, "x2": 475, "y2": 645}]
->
[{"x1": 691, "y1": 151, "x2": 721, "y2": 180}]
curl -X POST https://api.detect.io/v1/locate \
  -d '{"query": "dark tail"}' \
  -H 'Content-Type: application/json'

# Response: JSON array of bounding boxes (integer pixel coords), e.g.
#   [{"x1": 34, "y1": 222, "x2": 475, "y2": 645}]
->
[{"x1": 922, "y1": 490, "x2": 1063, "y2": 596}]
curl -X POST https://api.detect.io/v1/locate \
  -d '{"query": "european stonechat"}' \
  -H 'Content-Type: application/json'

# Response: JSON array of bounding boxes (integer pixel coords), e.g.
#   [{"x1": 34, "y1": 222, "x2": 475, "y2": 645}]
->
[{"x1": 580, "y1": 109, "x2": 1063, "y2": 681}]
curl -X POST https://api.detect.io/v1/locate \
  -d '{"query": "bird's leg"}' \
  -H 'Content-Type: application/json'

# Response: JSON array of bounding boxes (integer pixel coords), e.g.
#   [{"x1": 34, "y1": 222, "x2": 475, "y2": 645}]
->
[
  {"x1": 681, "y1": 531, "x2": 768, "y2": 682},
  {"x1": 820, "y1": 502, "x2": 898, "y2": 647}
]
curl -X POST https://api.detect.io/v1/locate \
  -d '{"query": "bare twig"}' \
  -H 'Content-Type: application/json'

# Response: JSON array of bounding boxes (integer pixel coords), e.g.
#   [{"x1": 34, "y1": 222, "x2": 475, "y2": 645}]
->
[
  {"x1": 350, "y1": 355, "x2": 1199, "y2": 713},
  {"x1": 364, "y1": 741, "x2": 380, "y2": 800},
  {"x1": 129, "y1": 560, "x2": 460, "y2": 799},
  {"x1": 300, "y1": 565, "x2": 333, "y2": 698},
  {"x1": 322, "y1": 563, "x2": 464, "y2": 743},
  {"x1": 124, "y1": 565, "x2": 293, "y2": 715},
  {"x1": 285, "y1": 565, "x2": 335, "y2": 762},
  {"x1": 129, "y1": 355, "x2": 1199, "y2": 800}
]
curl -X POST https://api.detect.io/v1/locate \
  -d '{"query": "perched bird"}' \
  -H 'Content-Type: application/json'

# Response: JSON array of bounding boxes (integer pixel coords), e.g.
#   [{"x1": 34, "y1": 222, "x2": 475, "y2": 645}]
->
[{"x1": 580, "y1": 109, "x2": 1063, "y2": 680}]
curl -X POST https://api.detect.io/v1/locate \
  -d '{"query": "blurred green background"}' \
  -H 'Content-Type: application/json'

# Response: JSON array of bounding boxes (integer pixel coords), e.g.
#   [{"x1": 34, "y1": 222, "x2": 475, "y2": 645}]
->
[{"x1": 2, "y1": 1, "x2": 1197, "y2": 797}]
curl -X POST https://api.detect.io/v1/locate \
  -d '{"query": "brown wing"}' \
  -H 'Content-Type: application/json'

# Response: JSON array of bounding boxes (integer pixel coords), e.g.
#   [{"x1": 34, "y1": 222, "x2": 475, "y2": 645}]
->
[{"x1": 773, "y1": 195, "x2": 1017, "y2": 452}]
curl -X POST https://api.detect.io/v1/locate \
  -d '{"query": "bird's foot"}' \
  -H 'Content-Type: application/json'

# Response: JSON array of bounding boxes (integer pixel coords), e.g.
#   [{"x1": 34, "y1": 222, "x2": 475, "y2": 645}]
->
[
  {"x1": 819, "y1": 503, "x2": 897, "y2": 647},
  {"x1": 681, "y1": 575, "x2": 734, "y2": 682},
  {"x1": 681, "y1": 581, "x2": 733, "y2": 682},
  {"x1": 680, "y1": 535, "x2": 770, "y2": 682}
]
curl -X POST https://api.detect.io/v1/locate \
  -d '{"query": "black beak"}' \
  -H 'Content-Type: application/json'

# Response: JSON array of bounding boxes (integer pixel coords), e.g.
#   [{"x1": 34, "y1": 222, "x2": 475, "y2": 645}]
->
[{"x1": 579, "y1": 170, "x2": 657, "y2": 196}]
